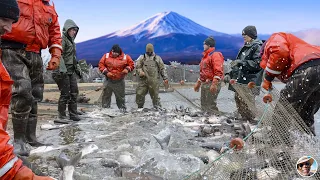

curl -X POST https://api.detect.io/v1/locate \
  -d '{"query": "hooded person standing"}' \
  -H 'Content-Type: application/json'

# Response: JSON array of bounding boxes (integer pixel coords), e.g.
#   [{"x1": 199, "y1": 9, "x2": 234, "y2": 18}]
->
[
  {"x1": 194, "y1": 36, "x2": 224, "y2": 113},
  {"x1": 135, "y1": 43, "x2": 169, "y2": 109},
  {"x1": 0, "y1": 0, "x2": 62, "y2": 156},
  {"x1": 98, "y1": 44, "x2": 135, "y2": 111},
  {"x1": 0, "y1": 0, "x2": 54, "y2": 179},
  {"x1": 224, "y1": 25, "x2": 263, "y2": 123},
  {"x1": 52, "y1": 19, "x2": 82, "y2": 122}
]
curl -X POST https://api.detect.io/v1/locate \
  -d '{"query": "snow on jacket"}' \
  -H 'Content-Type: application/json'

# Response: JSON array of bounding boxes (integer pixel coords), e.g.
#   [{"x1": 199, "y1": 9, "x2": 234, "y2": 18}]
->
[{"x1": 260, "y1": 32, "x2": 320, "y2": 82}]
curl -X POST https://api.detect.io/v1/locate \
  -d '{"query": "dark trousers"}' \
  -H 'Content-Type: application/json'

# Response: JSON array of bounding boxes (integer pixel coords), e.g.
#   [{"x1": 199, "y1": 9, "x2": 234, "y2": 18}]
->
[
  {"x1": 101, "y1": 79, "x2": 126, "y2": 109},
  {"x1": 52, "y1": 73, "x2": 79, "y2": 118},
  {"x1": 280, "y1": 65, "x2": 320, "y2": 135}
]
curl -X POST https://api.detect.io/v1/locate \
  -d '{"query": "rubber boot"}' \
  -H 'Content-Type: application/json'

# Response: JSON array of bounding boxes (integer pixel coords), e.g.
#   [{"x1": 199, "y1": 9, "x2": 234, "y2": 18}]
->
[
  {"x1": 12, "y1": 112, "x2": 30, "y2": 156},
  {"x1": 68, "y1": 103, "x2": 81, "y2": 121},
  {"x1": 58, "y1": 99, "x2": 67, "y2": 119},
  {"x1": 27, "y1": 102, "x2": 53, "y2": 147}
]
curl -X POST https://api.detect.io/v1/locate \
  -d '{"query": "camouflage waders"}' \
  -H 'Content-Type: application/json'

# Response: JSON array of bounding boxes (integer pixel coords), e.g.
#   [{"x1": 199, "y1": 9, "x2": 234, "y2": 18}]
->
[
  {"x1": 136, "y1": 77, "x2": 161, "y2": 108},
  {"x1": 101, "y1": 79, "x2": 126, "y2": 110},
  {"x1": 136, "y1": 55, "x2": 162, "y2": 108},
  {"x1": 200, "y1": 82, "x2": 221, "y2": 112},
  {"x1": 2, "y1": 48, "x2": 51, "y2": 156}
]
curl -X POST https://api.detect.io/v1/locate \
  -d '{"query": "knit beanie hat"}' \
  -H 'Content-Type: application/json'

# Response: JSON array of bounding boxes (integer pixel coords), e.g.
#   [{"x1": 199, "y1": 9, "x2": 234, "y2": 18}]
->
[
  {"x1": 242, "y1": 25, "x2": 257, "y2": 39},
  {"x1": 111, "y1": 44, "x2": 121, "y2": 54},
  {"x1": 146, "y1": 43, "x2": 154, "y2": 52},
  {"x1": 204, "y1": 36, "x2": 215, "y2": 47},
  {"x1": 0, "y1": 0, "x2": 20, "y2": 23}
]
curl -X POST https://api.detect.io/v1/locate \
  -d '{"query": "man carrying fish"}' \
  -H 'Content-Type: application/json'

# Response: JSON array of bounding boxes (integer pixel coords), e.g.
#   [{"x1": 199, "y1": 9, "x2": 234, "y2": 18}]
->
[{"x1": 0, "y1": 0, "x2": 53, "y2": 179}]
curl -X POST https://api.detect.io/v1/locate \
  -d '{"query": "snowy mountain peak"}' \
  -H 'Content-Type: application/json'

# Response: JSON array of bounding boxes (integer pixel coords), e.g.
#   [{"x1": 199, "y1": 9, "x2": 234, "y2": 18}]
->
[{"x1": 107, "y1": 11, "x2": 227, "y2": 40}]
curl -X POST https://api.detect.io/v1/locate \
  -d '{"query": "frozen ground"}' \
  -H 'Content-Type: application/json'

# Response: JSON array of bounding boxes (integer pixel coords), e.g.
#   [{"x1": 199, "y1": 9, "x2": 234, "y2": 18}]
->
[{"x1": 5, "y1": 83, "x2": 320, "y2": 179}]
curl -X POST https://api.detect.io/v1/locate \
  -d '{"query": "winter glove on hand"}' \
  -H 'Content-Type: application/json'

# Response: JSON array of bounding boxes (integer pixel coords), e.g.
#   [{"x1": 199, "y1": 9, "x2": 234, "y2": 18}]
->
[
  {"x1": 262, "y1": 79, "x2": 272, "y2": 91},
  {"x1": 102, "y1": 69, "x2": 108, "y2": 76},
  {"x1": 46, "y1": 47, "x2": 61, "y2": 70},
  {"x1": 122, "y1": 68, "x2": 129, "y2": 75},
  {"x1": 210, "y1": 79, "x2": 220, "y2": 94},
  {"x1": 163, "y1": 79, "x2": 169, "y2": 89},
  {"x1": 107, "y1": 72, "x2": 114, "y2": 78},
  {"x1": 230, "y1": 60, "x2": 243, "y2": 67},
  {"x1": 194, "y1": 80, "x2": 201, "y2": 92},
  {"x1": 139, "y1": 70, "x2": 145, "y2": 77},
  {"x1": 224, "y1": 74, "x2": 231, "y2": 84}
]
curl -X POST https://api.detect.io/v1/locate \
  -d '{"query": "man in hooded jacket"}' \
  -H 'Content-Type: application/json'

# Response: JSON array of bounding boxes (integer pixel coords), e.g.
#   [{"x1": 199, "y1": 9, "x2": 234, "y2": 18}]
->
[
  {"x1": 52, "y1": 19, "x2": 82, "y2": 122},
  {"x1": 224, "y1": 25, "x2": 264, "y2": 123},
  {"x1": 135, "y1": 43, "x2": 169, "y2": 109}
]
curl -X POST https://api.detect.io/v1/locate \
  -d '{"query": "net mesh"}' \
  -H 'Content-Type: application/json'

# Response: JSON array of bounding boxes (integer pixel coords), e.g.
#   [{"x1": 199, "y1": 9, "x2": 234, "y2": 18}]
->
[{"x1": 185, "y1": 82, "x2": 320, "y2": 180}]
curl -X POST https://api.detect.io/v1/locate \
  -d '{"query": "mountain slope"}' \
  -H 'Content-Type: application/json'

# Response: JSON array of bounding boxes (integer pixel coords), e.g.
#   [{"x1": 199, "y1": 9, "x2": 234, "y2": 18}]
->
[
  {"x1": 106, "y1": 11, "x2": 230, "y2": 40},
  {"x1": 76, "y1": 11, "x2": 244, "y2": 65},
  {"x1": 292, "y1": 29, "x2": 320, "y2": 45}
]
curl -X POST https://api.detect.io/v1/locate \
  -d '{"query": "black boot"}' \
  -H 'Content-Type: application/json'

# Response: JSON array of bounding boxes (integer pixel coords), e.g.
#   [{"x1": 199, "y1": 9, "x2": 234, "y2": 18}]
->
[
  {"x1": 12, "y1": 113, "x2": 30, "y2": 156},
  {"x1": 27, "y1": 102, "x2": 52, "y2": 147},
  {"x1": 69, "y1": 103, "x2": 81, "y2": 121},
  {"x1": 58, "y1": 99, "x2": 67, "y2": 119}
]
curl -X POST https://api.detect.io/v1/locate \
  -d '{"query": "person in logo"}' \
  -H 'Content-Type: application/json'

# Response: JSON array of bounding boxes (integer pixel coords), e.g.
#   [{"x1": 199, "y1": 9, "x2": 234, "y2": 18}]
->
[{"x1": 297, "y1": 156, "x2": 316, "y2": 177}]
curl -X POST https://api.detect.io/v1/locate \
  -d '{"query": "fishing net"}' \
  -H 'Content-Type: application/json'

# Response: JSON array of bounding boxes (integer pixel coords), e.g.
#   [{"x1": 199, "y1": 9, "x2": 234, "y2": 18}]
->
[{"x1": 185, "y1": 81, "x2": 320, "y2": 180}]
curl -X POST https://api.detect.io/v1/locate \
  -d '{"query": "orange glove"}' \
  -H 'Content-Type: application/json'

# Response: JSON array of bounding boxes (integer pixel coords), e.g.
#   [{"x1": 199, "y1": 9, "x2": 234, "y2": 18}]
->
[
  {"x1": 46, "y1": 47, "x2": 61, "y2": 70},
  {"x1": 194, "y1": 80, "x2": 201, "y2": 92},
  {"x1": 210, "y1": 79, "x2": 219, "y2": 94},
  {"x1": 163, "y1": 79, "x2": 169, "y2": 89},
  {"x1": 107, "y1": 72, "x2": 114, "y2": 78},
  {"x1": 262, "y1": 79, "x2": 272, "y2": 91},
  {"x1": 122, "y1": 68, "x2": 129, "y2": 74}
]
